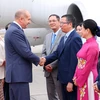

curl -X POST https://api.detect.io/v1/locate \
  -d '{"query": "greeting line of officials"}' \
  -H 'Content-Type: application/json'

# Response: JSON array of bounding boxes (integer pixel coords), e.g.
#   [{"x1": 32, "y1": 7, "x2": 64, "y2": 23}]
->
[
  {"x1": 0, "y1": 9, "x2": 100, "y2": 100},
  {"x1": 41, "y1": 16, "x2": 100, "y2": 100}
]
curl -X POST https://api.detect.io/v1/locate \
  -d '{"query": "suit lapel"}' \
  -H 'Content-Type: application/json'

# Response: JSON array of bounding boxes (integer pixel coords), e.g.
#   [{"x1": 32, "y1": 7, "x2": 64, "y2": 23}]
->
[
  {"x1": 12, "y1": 23, "x2": 31, "y2": 50},
  {"x1": 65, "y1": 30, "x2": 75, "y2": 44},
  {"x1": 47, "y1": 33, "x2": 52, "y2": 53},
  {"x1": 59, "y1": 36, "x2": 65, "y2": 56},
  {"x1": 50, "y1": 30, "x2": 63, "y2": 53},
  {"x1": 59, "y1": 30, "x2": 75, "y2": 57}
]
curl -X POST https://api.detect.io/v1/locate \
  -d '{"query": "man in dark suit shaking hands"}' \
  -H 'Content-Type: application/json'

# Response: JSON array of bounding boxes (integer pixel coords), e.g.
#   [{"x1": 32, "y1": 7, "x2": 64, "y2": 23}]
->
[
  {"x1": 5, "y1": 9, "x2": 41, "y2": 100},
  {"x1": 41, "y1": 14, "x2": 82, "y2": 100}
]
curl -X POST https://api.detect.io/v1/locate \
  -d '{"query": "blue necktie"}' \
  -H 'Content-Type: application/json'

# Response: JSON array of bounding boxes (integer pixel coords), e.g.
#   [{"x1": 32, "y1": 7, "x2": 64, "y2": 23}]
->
[
  {"x1": 64, "y1": 35, "x2": 67, "y2": 44},
  {"x1": 51, "y1": 34, "x2": 56, "y2": 47}
]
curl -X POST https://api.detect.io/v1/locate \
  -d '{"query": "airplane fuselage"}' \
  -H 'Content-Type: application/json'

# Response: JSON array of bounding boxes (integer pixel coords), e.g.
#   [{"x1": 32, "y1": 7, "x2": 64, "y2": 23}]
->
[{"x1": 0, "y1": 0, "x2": 100, "y2": 46}]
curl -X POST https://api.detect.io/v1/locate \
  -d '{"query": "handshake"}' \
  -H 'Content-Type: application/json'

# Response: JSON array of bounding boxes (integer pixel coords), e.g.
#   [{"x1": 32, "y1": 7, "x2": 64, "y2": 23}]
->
[{"x1": 39, "y1": 57, "x2": 46, "y2": 66}]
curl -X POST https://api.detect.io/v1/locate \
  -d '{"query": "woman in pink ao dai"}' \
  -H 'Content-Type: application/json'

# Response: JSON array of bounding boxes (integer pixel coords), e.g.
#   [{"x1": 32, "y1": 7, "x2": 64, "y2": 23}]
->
[{"x1": 73, "y1": 19, "x2": 100, "y2": 100}]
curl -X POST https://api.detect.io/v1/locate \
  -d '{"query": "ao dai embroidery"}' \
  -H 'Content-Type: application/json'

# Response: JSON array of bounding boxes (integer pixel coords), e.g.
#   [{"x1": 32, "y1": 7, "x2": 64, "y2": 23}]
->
[
  {"x1": 74, "y1": 37, "x2": 99, "y2": 100},
  {"x1": 77, "y1": 58, "x2": 86, "y2": 69}
]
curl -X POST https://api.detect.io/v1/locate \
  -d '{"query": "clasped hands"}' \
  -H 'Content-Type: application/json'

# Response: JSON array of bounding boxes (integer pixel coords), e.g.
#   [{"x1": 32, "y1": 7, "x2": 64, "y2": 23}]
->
[
  {"x1": 39, "y1": 57, "x2": 46, "y2": 66},
  {"x1": 39, "y1": 58, "x2": 52, "y2": 72}
]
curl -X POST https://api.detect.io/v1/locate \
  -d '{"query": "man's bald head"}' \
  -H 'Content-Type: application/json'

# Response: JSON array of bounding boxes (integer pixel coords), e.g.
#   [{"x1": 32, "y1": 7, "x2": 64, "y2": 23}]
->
[
  {"x1": 14, "y1": 9, "x2": 31, "y2": 29},
  {"x1": 15, "y1": 9, "x2": 30, "y2": 19}
]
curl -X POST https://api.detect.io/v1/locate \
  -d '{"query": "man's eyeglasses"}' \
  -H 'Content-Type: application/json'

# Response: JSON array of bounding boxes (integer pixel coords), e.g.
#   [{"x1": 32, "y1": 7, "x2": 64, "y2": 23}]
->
[{"x1": 60, "y1": 22, "x2": 70, "y2": 25}]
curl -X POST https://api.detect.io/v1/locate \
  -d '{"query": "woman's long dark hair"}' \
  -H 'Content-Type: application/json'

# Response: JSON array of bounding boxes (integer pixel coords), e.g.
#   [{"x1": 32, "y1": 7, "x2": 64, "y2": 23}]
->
[{"x1": 82, "y1": 19, "x2": 100, "y2": 37}]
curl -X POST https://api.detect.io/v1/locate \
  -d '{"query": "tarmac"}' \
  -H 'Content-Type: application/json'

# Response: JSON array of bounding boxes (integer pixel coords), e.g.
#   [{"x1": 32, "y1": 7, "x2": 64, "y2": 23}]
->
[
  {"x1": 30, "y1": 45, "x2": 48, "y2": 100},
  {"x1": 30, "y1": 66, "x2": 48, "y2": 100}
]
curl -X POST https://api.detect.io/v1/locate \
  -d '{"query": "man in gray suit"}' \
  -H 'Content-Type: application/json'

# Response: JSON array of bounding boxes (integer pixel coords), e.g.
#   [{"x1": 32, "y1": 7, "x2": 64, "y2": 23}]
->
[{"x1": 42, "y1": 14, "x2": 64, "y2": 100}]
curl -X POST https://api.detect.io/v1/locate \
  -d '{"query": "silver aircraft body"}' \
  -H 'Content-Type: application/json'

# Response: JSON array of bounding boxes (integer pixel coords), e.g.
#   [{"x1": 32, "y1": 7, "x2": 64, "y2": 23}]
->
[{"x1": 0, "y1": 0, "x2": 100, "y2": 46}]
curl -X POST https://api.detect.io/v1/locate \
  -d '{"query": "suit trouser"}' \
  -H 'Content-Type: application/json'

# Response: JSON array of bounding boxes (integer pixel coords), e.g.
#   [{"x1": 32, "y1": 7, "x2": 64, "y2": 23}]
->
[
  {"x1": 61, "y1": 83, "x2": 77, "y2": 100},
  {"x1": 4, "y1": 82, "x2": 10, "y2": 100},
  {"x1": 46, "y1": 75, "x2": 63, "y2": 100},
  {"x1": 9, "y1": 82, "x2": 30, "y2": 100}
]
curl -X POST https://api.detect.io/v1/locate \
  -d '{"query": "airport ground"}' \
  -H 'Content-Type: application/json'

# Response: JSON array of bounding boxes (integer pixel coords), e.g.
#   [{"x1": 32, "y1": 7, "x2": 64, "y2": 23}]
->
[{"x1": 30, "y1": 45, "x2": 48, "y2": 100}]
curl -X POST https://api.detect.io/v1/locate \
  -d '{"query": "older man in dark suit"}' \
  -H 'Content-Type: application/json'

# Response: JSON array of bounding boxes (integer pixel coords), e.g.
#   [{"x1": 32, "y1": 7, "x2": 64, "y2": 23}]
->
[
  {"x1": 5, "y1": 9, "x2": 41, "y2": 100},
  {"x1": 41, "y1": 14, "x2": 82, "y2": 100}
]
